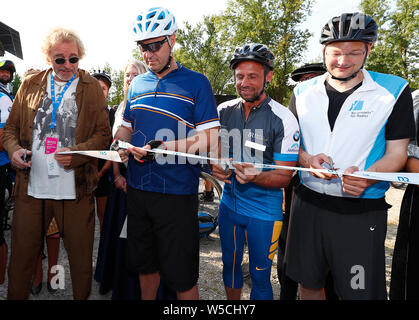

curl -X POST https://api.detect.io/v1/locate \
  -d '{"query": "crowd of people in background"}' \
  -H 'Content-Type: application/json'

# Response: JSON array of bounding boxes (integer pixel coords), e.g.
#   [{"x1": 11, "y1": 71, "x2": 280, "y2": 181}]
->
[{"x1": 0, "y1": 7, "x2": 418, "y2": 301}]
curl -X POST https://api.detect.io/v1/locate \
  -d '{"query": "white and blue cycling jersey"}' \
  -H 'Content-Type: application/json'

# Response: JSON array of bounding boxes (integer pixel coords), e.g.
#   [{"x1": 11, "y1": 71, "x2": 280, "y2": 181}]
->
[
  {"x1": 218, "y1": 97, "x2": 300, "y2": 222},
  {"x1": 121, "y1": 63, "x2": 220, "y2": 195},
  {"x1": 0, "y1": 83, "x2": 12, "y2": 166},
  {"x1": 293, "y1": 69, "x2": 414, "y2": 199}
]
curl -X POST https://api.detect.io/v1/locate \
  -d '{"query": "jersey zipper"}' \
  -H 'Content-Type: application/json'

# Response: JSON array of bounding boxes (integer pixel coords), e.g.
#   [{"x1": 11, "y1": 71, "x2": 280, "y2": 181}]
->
[
  {"x1": 154, "y1": 78, "x2": 161, "y2": 99},
  {"x1": 324, "y1": 131, "x2": 334, "y2": 194}
]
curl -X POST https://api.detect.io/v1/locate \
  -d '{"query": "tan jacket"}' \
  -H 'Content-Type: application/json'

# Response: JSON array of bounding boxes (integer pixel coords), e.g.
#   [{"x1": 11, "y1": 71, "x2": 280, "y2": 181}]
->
[{"x1": 3, "y1": 68, "x2": 111, "y2": 200}]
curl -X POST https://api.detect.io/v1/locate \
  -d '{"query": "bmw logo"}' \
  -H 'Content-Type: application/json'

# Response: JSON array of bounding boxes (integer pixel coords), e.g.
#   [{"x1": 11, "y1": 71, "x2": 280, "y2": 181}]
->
[{"x1": 293, "y1": 131, "x2": 300, "y2": 142}]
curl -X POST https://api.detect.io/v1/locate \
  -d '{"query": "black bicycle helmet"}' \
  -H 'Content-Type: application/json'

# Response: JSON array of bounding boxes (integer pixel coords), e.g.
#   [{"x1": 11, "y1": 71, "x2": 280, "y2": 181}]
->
[
  {"x1": 291, "y1": 63, "x2": 326, "y2": 82},
  {"x1": 91, "y1": 70, "x2": 112, "y2": 88},
  {"x1": 320, "y1": 12, "x2": 378, "y2": 45},
  {"x1": 0, "y1": 60, "x2": 16, "y2": 83},
  {"x1": 229, "y1": 43, "x2": 275, "y2": 70}
]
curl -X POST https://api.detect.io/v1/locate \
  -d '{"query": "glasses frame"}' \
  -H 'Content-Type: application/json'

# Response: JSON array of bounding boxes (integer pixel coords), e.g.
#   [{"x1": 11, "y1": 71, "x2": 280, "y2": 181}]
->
[
  {"x1": 137, "y1": 38, "x2": 168, "y2": 53},
  {"x1": 324, "y1": 51, "x2": 366, "y2": 59},
  {"x1": 54, "y1": 57, "x2": 80, "y2": 65}
]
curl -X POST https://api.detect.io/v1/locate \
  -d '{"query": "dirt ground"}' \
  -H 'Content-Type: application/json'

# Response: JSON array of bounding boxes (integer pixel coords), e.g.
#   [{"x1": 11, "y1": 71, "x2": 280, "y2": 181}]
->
[{"x1": 0, "y1": 185, "x2": 406, "y2": 300}]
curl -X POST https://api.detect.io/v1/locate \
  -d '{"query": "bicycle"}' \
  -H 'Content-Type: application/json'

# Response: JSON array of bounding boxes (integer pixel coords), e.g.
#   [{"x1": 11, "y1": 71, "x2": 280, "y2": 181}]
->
[{"x1": 198, "y1": 172, "x2": 223, "y2": 238}]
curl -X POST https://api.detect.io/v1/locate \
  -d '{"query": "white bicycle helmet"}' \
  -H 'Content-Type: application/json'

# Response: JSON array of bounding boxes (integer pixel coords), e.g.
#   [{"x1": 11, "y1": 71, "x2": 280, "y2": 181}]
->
[{"x1": 133, "y1": 7, "x2": 178, "y2": 42}]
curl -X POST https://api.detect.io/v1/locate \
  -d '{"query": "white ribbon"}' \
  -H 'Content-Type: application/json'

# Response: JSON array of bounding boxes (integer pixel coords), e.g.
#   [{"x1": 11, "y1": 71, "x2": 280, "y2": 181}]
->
[{"x1": 58, "y1": 146, "x2": 419, "y2": 186}]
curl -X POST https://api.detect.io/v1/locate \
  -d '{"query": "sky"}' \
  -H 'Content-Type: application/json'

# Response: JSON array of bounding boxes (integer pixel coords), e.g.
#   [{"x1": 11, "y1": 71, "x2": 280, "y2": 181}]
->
[{"x1": 1, "y1": 0, "x2": 362, "y2": 76}]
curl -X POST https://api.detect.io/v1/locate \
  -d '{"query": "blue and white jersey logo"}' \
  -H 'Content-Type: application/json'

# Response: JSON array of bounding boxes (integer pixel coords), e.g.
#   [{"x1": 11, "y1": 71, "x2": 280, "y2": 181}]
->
[{"x1": 349, "y1": 100, "x2": 364, "y2": 111}]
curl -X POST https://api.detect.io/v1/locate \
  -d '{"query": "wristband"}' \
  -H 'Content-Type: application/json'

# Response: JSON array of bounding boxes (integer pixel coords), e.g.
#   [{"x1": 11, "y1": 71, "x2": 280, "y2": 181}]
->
[{"x1": 142, "y1": 140, "x2": 165, "y2": 162}]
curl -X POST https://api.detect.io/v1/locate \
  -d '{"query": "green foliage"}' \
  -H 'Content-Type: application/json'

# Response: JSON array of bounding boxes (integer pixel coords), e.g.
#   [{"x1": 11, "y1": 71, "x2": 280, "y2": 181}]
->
[
  {"x1": 215, "y1": 0, "x2": 314, "y2": 103},
  {"x1": 174, "y1": 15, "x2": 235, "y2": 95},
  {"x1": 108, "y1": 68, "x2": 124, "y2": 107},
  {"x1": 159, "y1": 0, "x2": 314, "y2": 104},
  {"x1": 11, "y1": 73, "x2": 22, "y2": 97},
  {"x1": 360, "y1": 0, "x2": 419, "y2": 89},
  {"x1": 90, "y1": 62, "x2": 125, "y2": 106}
]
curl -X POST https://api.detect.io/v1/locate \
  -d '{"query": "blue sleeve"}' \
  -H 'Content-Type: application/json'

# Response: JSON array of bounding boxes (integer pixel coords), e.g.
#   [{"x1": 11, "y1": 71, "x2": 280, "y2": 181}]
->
[{"x1": 193, "y1": 75, "x2": 220, "y2": 131}]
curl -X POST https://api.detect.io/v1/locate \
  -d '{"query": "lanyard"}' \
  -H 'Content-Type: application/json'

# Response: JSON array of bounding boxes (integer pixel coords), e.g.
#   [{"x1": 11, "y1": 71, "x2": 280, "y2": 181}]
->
[{"x1": 50, "y1": 72, "x2": 75, "y2": 131}]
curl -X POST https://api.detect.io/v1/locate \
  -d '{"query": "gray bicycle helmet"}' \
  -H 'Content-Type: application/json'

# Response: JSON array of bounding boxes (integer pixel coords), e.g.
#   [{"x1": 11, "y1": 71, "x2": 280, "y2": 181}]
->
[
  {"x1": 229, "y1": 43, "x2": 275, "y2": 70},
  {"x1": 320, "y1": 12, "x2": 378, "y2": 45}
]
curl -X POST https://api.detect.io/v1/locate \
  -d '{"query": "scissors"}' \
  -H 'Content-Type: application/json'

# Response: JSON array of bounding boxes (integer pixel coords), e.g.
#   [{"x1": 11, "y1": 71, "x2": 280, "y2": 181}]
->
[{"x1": 328, "y1": 156, "x2": 340, "y2": 174}]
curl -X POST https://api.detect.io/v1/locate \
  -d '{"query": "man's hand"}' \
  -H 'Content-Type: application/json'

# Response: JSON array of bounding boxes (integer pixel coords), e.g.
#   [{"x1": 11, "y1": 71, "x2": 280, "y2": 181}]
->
[
  {"x1": 211, "y1": 162, "x2": 233, "y2": 184},
  {"x1": 342, "y1": 166, "x2": 376, "y2": 197},
  {"x1": 233, "y1": 162, "x2": 260, "y2": 184},
  {"x1": 118, "y1": 148, "x2": 131, "y2": 163},
  {"x1": 11, "y1": 148, "x2": 32, "y2": 170},
  {"x1": 306, "y1": 153, "x2": 337, "y2": 180},
  {"x1": 114, "y1": 174, "x2": 127, "y2": 193},
  {"x1": 127, "y1": 145, "x2": 149, "y2": 163},
  {"x1": 55, "y1": 148, "x2": 72, "y2": 167}
]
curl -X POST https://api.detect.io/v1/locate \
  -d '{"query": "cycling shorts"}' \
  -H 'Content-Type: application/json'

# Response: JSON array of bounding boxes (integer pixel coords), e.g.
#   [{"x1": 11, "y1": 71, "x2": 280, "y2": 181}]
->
[
  {"x1": 285, "y1": 190, "x2": 388, "y2": 299},
  {"x1": 125, "y1": 187, "x2": 199, "y2": 292},
  {"x1": 219, "y1": 201, "x2": 282, "y2": 300}
]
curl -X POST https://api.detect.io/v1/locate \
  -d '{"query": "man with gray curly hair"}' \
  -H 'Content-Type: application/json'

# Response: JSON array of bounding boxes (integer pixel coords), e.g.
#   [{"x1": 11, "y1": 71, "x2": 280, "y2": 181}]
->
[{"x1": 4, "y1": 27, "x2": 111, "y2": 300}]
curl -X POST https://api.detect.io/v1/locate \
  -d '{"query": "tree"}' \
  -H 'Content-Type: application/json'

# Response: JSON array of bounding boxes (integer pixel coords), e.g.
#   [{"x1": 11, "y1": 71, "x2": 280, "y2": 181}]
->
[
  {"x1": 108, "y1": 68, "x2": 124, "y2": 107},
  {"x1": 11, "y1": 73, "x2": 22, "y2": 97},
  {"x1": 360, "y1": 0, "x2": 419, "y2": 89},
  {"x1": 174, "y1": 15, "x2": 235, "y2": 95},
  {"x1": 131, "y1": 0, "x2": 313, "y2": 103},
  {"x1": 215, "y1": 0, "x2": 314, "y2": 103}
]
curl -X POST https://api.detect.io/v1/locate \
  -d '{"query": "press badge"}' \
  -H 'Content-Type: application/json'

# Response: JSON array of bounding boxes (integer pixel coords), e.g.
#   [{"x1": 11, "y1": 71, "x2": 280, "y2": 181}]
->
[
  {"x1": 45, "y1": 135, "x2": 60, "y2": 176},
  {"x1": 45, "y1": 136, "x2": 58, "y2": 154},
  {"x1": 47, "y1": 153, "x2": 59, "y2": 176}
]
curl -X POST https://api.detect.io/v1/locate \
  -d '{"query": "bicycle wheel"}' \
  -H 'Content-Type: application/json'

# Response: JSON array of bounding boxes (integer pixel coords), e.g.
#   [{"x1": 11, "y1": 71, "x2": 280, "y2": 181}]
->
[
  {"x1": 198, "y1": 172, "x2": 223, "y2": 220},
  {"x1": 200, "y1": 172, "x2": 223, "y2": 197}
]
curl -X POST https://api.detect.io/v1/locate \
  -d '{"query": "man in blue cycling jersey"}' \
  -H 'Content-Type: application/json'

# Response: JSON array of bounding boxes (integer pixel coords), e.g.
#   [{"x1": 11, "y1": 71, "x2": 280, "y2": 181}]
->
[
  {"x1": 114, "y1": 7, "x2": 220, "y2": 300},
  {"x1": 211, "y1": 43, "x2": 300, "y2": 300},
  {"x1": 285, "y1": 12, "x2": 416, "y2": 300}
]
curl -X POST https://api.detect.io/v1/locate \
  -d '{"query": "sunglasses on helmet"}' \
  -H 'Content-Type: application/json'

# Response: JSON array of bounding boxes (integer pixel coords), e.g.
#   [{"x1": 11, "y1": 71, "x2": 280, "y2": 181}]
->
[
  {"x1": 54, "y1": 57, "x2": 80, "y2": 65},
  {"x1": 137, "y1": 38, "x2": 168, "y2": 53}
]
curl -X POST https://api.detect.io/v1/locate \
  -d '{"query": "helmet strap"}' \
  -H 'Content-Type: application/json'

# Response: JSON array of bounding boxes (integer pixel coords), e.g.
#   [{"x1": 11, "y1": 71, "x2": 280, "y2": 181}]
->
[{"x1": 157, "y1": 36, "x2": 173, "y2": 75}]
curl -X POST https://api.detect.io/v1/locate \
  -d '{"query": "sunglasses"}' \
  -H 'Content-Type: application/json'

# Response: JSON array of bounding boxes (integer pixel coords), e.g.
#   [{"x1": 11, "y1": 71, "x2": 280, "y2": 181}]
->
[
  {"x1": 54, "y1": 57, "x2": 80, "y2": 65},
  {"x1": 137, "y1": 38, "x2": 168, "y2": 53}
]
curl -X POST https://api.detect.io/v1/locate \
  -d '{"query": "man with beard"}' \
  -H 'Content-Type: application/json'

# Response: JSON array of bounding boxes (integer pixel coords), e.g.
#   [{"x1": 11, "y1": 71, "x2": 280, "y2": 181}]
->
[
  {"x1": 211, "y1": 43, "x2": 300, "y2": 300},
  {"x1": 3, "y1": 28, "x2": 110, "y2": 299}
]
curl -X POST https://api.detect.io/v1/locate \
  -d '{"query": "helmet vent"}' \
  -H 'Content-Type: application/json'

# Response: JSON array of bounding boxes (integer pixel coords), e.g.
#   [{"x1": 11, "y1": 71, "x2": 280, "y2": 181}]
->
[
  {"x1": 164, "y1": 21, "x2": 172, "y2": 31},
  {"x1": 151, "y1": 23, "x2": 160, "y2": 32},
  {"x1": 158, "y1": 12, "x2": 166, "y2": 20}
]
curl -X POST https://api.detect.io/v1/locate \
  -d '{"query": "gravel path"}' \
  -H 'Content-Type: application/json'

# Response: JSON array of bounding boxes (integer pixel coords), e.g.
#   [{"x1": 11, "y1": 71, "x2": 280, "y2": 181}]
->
[{"x1": 0, "y1": 186, "x2": 405, "y2": 300}]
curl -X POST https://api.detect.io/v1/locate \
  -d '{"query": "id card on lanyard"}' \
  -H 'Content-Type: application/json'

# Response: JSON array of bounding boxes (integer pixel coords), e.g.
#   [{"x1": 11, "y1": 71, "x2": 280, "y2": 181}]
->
[{"x1": 47, "y1": 73, "x2": 75, "y2": 175}]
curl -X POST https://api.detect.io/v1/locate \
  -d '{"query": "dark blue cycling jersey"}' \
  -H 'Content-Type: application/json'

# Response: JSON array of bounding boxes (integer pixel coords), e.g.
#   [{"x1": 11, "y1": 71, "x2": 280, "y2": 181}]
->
[
  {"x1": 218, "y1": 97, "x2": 300, "y2": 221},
  {"x1": 122, "y1": 63, "x2": 220, "y2": 195}
]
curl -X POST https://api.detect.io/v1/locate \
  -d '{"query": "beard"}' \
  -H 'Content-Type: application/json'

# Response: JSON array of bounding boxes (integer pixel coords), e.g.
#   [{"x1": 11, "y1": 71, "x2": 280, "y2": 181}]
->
[
  {"x1": 238, "y1": 87, "x2": 265, "y2": 103},
  {"x1": 0, "y1": 76, "x2": 10, "y2": 85}
]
